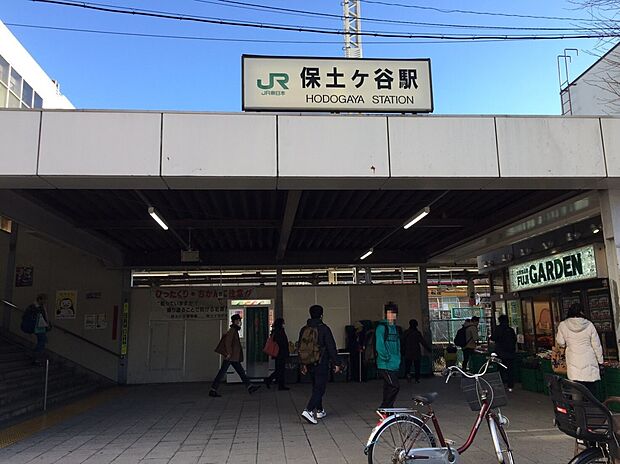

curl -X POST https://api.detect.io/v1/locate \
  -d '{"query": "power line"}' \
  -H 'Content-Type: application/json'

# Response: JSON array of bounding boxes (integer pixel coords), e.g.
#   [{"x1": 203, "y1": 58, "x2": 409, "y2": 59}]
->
[
  {"x1": 358, "y1": 0, "x2": 603, "y2": 23},
  {"x1": 5, "y1": 22, "x2": 566, "y2": 45},
  {"x1": 191, "y1": 0, "x2": 601, "y2": 32},
  {"x1": 32, "y1": 0, "x2": 620, "y2": 41}
]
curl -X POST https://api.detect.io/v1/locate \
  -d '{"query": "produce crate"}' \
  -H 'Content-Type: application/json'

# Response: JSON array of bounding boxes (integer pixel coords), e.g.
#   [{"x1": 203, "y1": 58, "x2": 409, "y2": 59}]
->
[
  {"x1": 520, "y1": 367, "x2": 543, "y2": 393},
  {"x1": 420, "y1": 355, "x2": 433, "y2": 375},
  {"x1": 604, "y1": 371, "x2": 620, "y2": 412},
  {"x1": 540, "y1": 358, "x2": 554, "y2": 375}
]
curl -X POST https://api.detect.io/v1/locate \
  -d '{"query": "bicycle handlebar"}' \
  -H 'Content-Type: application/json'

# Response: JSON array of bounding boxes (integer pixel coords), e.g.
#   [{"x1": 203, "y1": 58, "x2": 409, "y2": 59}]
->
[{"x1": 444, "y1": 353, "x2": 507, "y2": 384}]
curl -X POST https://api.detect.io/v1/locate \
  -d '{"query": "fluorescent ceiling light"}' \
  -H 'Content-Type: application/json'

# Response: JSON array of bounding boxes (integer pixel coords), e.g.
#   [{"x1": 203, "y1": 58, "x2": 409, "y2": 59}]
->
[
  {"x1": 403, "y1": 207, "x2": 430, "y2": 230},
  {"x1": 360, "y1": 248, "x2": 373, "y2": 260},
  {"x1": 148, "y1": 207, "x2": 169, "y2": 231}
]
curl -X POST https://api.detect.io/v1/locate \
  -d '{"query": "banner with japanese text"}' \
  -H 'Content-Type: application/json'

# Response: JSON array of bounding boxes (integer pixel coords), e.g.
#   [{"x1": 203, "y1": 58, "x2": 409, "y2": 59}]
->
[
  {"x1": 150, "y1": 287, "x2": 256, "y2": 321},
  {"x1": 243, "y1": 55, "x2": 433, "y2": 113}
]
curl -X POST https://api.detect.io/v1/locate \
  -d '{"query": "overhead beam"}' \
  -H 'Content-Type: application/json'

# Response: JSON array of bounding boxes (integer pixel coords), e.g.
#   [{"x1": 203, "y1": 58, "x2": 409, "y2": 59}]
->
[
  {"x1": 277, "y1": 190, "x2": 302, "y2": 261},
  {"x1": 0, "y1": 191, "x2": 124, "y2": 267},
  {"x1": 125, "y1": 248, "x2": 425, "y2": 268},
  {"x1": 77, "y1": 217, "x2": 472, "y2": 230}
]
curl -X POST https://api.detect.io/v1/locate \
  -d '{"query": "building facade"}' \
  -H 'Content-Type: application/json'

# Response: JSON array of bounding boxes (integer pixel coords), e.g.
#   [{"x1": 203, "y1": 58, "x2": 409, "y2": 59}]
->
[{"x1": 0, "y1": 20, "x2": 73, "y2": 109}]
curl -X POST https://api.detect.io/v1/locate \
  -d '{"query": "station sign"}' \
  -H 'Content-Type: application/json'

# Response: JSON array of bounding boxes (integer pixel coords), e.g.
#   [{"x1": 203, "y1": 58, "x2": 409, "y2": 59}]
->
[
  {"x1": 509, "y1": 245, "x2": 598, "y2": 292},
  {"x1": 242, "y1": 55, "x2": 433, "y2": 113}
]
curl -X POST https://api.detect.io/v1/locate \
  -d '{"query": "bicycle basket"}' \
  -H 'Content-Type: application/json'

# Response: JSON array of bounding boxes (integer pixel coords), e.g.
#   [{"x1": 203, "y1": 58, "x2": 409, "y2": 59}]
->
[{"x1": 461, "y1": 371, "x2": 507, "y2": 411}]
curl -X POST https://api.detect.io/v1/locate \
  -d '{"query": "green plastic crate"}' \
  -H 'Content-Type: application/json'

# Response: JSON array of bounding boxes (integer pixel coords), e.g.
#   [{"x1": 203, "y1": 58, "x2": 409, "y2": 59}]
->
[{"x1": 520, "y1": 367, "x2": 542, "y2": 392}]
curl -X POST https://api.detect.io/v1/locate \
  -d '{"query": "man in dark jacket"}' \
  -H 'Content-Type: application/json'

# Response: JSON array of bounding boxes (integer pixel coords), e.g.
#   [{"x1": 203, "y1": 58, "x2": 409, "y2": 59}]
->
[
  {"x1": 490, "y1": 314, "x2": 517, "y2": 391},
  {"x1": 402, "y1": 319, "x2": 432, "y2": 383},
  {"x1": 298, "y1": 305, "x2": 341, "y2": 425},
  {"x1": 210, "y1": 314, "x2": 261, "y2": 397}
]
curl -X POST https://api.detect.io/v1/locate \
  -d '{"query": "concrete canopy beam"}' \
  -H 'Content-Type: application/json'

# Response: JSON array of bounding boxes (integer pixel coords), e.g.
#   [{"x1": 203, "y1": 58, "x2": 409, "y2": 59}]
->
[
  {"x1": 37, "y1": 111, "x2": 165, "y2": 189},
  {"x1": 161, "y1": 113, "x2": 277, "y2": 189}
]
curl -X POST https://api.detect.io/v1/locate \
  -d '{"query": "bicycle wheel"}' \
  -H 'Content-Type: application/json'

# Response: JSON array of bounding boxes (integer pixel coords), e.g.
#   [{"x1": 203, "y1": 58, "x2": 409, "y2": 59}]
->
[
  {"x1": 569, "y1": 447, "x2": 610, "y2": 464},
  {"x1": 367, "y1": 415, "x2": 436, "y2": 464},
  {"x1": 488, "y1": 414, "x2": 515, "y2": 464}
]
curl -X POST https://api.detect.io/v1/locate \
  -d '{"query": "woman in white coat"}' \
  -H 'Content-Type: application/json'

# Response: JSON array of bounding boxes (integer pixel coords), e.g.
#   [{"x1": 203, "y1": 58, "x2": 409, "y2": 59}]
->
[{"x1": 556, "y1": 304, "x2": 604, "y2": 396}]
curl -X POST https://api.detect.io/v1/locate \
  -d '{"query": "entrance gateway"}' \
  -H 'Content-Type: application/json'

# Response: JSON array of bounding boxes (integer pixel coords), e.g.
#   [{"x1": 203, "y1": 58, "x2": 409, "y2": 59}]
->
[{"x1": 2, "y1": 56, "x2": 620, "y2": 385}]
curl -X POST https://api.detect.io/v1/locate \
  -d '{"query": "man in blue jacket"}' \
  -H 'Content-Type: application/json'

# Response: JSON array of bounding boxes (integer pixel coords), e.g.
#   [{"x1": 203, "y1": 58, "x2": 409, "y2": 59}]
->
[{"x1": 376, "y1": 302, "x2": 402, "y2": 408}]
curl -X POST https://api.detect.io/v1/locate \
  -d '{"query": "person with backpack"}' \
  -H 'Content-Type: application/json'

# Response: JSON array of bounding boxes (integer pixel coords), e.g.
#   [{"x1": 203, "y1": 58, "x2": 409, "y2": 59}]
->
[
  {"x1": 298, "y1": 305, "x2": 341, "y2": 425},
  {"x1": 402, "y1": 319, "x2": 432, "y2": 384},
  {"x1": 490, "y1": 314, "x2": 517, "y2": 392},
  {"x1": 454, "y1": 317, "x2": 479, "y2": 372},
  {"x1": 22, "y1": 294, "x2": 50, "y2": 366},
  {"x1": 210, "y1": 313, "x2": 261, "y2": 397},
  {"x1": 376, "y1": 303, "x2": 402, "y2": 408}
]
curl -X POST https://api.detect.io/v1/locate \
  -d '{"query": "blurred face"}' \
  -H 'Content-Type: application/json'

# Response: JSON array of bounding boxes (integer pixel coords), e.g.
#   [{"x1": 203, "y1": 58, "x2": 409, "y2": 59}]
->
[
  {"x1": 386, "y1": 310, "x2": 397, "y2": 324},
  {"x1": 233, "y1": 318, "x2": 241, "y2": 327}
]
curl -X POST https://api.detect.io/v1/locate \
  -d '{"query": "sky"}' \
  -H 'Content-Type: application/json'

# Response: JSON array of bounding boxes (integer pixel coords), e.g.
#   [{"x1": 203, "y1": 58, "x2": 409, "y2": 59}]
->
[{"x1": 1, "y1": 0, "x2": 616, "y2": 114}]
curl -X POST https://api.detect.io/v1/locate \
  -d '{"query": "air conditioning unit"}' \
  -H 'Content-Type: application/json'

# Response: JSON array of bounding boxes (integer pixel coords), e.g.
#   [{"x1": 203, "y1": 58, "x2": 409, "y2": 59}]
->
[{"x1": 181, "y1": 250, "x2": 200, "y2": 263}]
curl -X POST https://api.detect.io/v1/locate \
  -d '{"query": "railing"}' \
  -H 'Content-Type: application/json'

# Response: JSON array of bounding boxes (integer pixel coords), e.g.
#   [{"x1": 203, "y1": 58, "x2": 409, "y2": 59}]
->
[
  {"x1": 2, "y1": 300, "x2": 120, "y2": 358},
  {"x1": 2, "y1": 300, "x2": 119, "y2": 411}
]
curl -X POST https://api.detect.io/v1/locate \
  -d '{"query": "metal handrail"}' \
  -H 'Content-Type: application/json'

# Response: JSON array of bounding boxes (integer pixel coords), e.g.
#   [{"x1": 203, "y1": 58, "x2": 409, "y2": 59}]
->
[{"x1": 2, "y1": 300, "x2": 120, "y2": 359}]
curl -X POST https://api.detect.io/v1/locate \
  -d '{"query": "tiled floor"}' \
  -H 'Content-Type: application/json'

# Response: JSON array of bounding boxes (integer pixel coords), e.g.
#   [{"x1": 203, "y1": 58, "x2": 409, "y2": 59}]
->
[{"x1": 0, "y1": 376, "x2": 574, "y2": 464}]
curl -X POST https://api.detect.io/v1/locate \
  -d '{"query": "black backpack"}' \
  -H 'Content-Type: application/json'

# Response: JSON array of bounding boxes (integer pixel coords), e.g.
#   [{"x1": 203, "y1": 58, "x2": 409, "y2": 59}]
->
[
  {"x1": 454, "y1": 326, "x2": 469, "y2": 348},
  {"x1": 21, "y1": 305, "x2": 37, "y2": 334}
]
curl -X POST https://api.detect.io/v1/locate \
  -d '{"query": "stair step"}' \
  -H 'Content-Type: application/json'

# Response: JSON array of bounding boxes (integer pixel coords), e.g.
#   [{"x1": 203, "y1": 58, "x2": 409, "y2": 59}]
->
[
  {"x1": 0, "y1": 363, "x2": 70, "y2": 381},
  {"x1": 0, "y1": 370, "x2": 79, "y2": 393},
  {"x1": 0, "y1": 376, "x2": 91, "y2": 406},
  {"x1": 0, "y1": 384, "x2": 104, "y2": 424},
  {"x1": 0, "y1": 351, "x2": 32, "y2": 361}
]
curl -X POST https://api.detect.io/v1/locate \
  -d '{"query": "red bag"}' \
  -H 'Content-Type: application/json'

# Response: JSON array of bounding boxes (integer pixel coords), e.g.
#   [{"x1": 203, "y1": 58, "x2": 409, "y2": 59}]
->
[{"x1": 263, "y1": 336, "x2": 279, "y2": 358}]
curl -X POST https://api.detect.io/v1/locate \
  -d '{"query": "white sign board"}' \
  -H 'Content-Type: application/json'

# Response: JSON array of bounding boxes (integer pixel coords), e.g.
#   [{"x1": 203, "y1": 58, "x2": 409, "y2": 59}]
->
[
  {"x1": 150, "y1": 287, "x2": 256, "y2": 321},
  {"x1": 509, "y1": 245, "x2": 598, "y2": 292},
  {"x1": 242, "y1": 55, "x2": 433, "y2": 113}
]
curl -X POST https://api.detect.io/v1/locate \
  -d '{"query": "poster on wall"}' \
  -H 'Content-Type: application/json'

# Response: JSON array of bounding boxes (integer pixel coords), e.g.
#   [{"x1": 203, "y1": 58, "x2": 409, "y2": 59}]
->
[
  {"x1": 55, "y1": 290, "x2": 77, "y2": 319},
  {"x1": 15, "y1": 266, "x2": 33, "y2": 287},
  {"x1": 96, "y1": 313, "x2": 107, "y2": 329},
  {"x1": 84, "y1": 314, "x2": 96, "y2": 330},
  {"x1": 151, "y1": 287, "x2": 256, "y2": 321}
]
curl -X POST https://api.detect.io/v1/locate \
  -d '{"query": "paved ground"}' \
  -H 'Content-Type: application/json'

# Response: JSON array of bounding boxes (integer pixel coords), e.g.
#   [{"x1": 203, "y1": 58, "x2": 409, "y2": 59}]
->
[{"x1": 0, "y1": 376, "x2": 575, "y2": 464}]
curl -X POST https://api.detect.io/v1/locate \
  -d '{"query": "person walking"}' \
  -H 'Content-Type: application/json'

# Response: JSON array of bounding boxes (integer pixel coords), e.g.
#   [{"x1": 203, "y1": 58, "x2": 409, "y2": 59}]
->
[
  {"x1": 402, "y1": 319, "x2": 432, "y2": 383},
  {"x1": 264, "y1": 317, "x2": 290, "y2": 391},
  {"x1": 376, "y1": 303, "x2": 401, "y2": 408},
  {"x1": 298, "y1": 305, "x2": 341, "y2": 425},
  {"x1": 556, "y1": 303, "x2": 604, "y2": 396},
  {"x1": 490, "y1": 315, "x2": 517, "y2": 392},
  {"x1": 462, "y1": 316, "x2": 480, "y2": 372},
  {"x1": 210, "y1": 313, "x2": 261, "y2": 397},
  {"x1": 25, "y1": 294, "x2": 50, "y2": 366}
]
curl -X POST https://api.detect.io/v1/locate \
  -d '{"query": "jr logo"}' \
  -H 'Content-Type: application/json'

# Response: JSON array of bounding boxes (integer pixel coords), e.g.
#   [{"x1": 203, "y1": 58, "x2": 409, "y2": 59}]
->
[{"x1": 257, "y1": 73, "x2": 289, "y2": 90}]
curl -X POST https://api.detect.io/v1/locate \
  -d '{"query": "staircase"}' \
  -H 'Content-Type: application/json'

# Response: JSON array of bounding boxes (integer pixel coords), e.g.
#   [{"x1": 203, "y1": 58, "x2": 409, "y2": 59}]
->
[{"x1": 0, "y1": 334, "x2": 111, "y2": 425}]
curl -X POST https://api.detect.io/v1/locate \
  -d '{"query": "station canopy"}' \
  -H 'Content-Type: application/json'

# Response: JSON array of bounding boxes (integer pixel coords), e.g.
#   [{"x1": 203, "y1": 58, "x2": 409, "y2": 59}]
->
[{"x1": 13, "y1": 188, "x2": 577, "y2": 270}]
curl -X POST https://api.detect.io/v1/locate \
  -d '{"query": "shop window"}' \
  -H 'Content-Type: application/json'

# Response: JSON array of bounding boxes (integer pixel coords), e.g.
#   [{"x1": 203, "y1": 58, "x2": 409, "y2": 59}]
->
[
  {"x1": 7, "y1": 92, "x2": 19, "y2": 108},
  {"x1": 0, "y1": 82, "x2": 7, "y2": 107},
  {"x1": 33, "y1": 93, "x2": 43, "y2": 109},
  {"x1": 22, "y1": 81, "x2": 33, "y2": 107},
  {"x1": 534, "y1": 298, "x2": 554, "y2": 349},
  {"x1": 9, "y1": 68, "x2": 22, "y2": 98},
  {"x1": 0, "y1": 217, "x2": 12, "y2": 234},
  {"x1": 521, "y1": 299, "x2": 536, "y2": 352},
  {"x1": 0, "y1": 55, "x2": 8, "y2": 85}
]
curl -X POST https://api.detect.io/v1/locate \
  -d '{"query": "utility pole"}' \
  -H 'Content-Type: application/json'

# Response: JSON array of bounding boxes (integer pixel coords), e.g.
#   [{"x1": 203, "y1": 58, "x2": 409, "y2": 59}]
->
[{"x1": 343, "y1": 0, "x2": 362, "y2": 58}]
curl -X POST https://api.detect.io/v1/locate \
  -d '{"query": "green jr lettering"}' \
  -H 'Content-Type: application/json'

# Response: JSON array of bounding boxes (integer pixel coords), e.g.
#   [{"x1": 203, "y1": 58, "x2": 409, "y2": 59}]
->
[{"x1": 257, "y1": 73, "x2": 290, "y2": 90}]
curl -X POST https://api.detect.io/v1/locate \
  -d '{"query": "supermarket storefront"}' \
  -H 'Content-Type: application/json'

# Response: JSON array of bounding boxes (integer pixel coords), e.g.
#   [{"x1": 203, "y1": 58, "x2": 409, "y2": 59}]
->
[{"x1": 487, "y1": 241, "x2": 618, "y2": 360}]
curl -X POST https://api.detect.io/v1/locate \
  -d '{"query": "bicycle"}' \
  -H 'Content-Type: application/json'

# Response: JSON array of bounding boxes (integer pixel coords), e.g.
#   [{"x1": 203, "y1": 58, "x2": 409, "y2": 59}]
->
[
  {"x1": 549, "y1": 375, "x2": 620, "y2": 464},
  {"x1": 364, "y1": 354, "x2": 515, "y2": 464}
]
